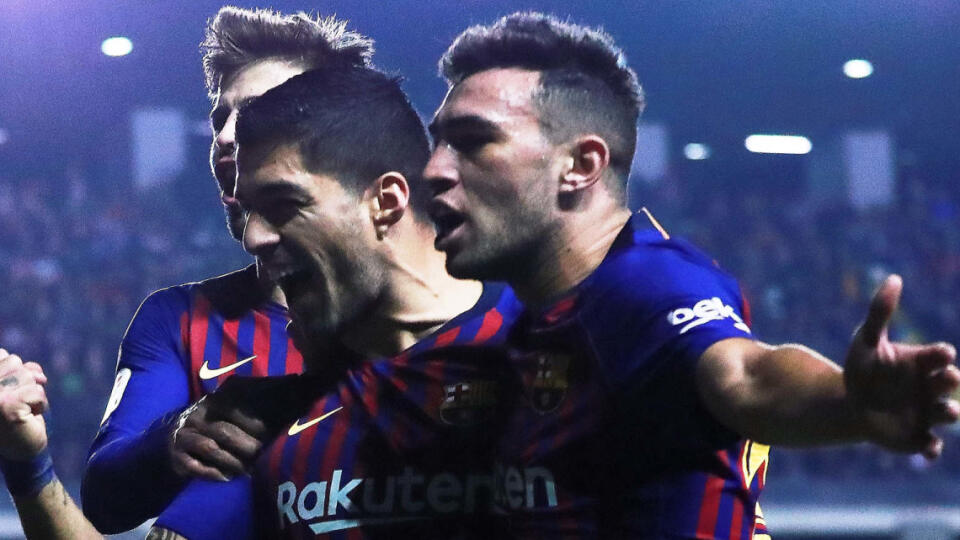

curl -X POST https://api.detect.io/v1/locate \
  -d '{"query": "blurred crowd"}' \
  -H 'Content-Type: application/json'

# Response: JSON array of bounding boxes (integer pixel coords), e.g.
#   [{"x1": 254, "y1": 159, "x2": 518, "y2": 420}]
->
[
  {"x1": 0, "y1": 164, "x2": 246, "y2": 484},
  {"x1": 0, "y1": 152, "x2": 957, "y2": 499},
  {"x1": 634, "y1": 156, "x2": 960, "y2": 494}
]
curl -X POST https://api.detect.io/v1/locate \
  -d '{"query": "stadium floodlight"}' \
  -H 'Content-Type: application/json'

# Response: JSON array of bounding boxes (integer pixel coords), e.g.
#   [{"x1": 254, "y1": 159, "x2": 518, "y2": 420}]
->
[
  {"x1": 744, "y1": 134, "x2": 812, "y2": 155},
  {"x1": 683, "y1": 143, "x2": 711, "y2": 160},
  {"x1": 843, "y1": 59, "x2": 873, "y2": 79},
  {"x1": 101, "y1": 36, "x2": 133, "y2": 57}
]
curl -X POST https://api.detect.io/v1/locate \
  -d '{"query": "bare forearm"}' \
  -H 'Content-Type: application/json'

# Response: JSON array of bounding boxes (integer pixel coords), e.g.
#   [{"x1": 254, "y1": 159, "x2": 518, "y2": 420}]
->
[
  {"x1": 13, "y1": 478, "x2": 102, "y2": 540},
  {"x1": 698, "y1": 339, "x2": 866, "y2": 446}
]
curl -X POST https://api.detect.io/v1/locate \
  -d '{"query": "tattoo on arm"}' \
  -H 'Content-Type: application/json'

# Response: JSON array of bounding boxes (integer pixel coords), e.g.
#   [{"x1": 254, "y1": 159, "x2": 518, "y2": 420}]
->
[
  {"x1": 146, "y1": 527, "x2": 184, "y2": 540},
  {"x1": 0, "y1": 376, "x2": 17, "y2": 387}
]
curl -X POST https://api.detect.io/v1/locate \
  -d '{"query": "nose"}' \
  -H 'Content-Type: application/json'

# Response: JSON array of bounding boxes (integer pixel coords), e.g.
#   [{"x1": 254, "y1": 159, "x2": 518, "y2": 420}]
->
[
  {"x1": 242, "y1": 211, "x2": 281, "y2": 259},
  {"x1": 423, "y1": 143, "x2": 459, "y2": 197},
  {"x1": 215, "y1": 110, "x2": 239, "y2": 154}
]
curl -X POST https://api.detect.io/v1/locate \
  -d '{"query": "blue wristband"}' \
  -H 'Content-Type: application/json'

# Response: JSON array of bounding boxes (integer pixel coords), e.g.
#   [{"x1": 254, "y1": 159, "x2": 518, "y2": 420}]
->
[{"x1": 0, "y1": 448, "x2": 55, "y2": 497}]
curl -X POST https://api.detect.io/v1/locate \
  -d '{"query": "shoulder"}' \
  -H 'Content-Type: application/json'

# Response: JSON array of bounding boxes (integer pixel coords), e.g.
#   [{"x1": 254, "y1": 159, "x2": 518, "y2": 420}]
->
[
  {"x1": 588, "y1": 229, "x2": 741, "y2": 312},
  {"x1": 196, "y1": 265, "x2": 275, "y2": 318}
]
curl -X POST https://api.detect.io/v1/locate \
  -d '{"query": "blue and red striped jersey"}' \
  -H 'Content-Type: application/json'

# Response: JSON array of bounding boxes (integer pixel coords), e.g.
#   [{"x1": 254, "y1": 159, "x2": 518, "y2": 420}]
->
[
  {"x1": 493, "y1": 212, "x2": 768, "y2": 539},
  {"x1": 253, "y1": 283, "x2": 522, "y2": 539},
  {"x1": 83, "y1": 265, "x2": 302, "y2": 534}
]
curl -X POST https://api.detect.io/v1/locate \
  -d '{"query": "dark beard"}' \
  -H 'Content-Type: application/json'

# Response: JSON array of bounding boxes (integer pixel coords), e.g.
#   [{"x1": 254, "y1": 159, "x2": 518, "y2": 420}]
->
[{"x1": 224, "y1": 201, "x2": 245, "y2": 240}]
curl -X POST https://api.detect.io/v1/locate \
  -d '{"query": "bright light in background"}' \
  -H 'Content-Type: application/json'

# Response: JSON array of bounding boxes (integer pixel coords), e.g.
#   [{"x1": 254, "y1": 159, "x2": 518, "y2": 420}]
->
[
  {"x1": 683, "y1": 143, "x2": 711, "y2": 160},
  {"x1": 745, "y1": 134, "x2": 812, "y2": 155},
  {"x1": 101, "y1": 37, "x2": 133, "y2": 57},
  {"x1": 0, "y1": 128, "x2": 8, "y2": 145},
  {"x1": 843, "y1": 59, "x2": 873, "y2": 79}
]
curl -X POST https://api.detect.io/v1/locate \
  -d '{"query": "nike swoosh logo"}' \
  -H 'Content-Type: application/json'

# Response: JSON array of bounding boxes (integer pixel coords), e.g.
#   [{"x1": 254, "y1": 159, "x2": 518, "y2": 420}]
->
[
  {"x1": 198, "y1": 355, "x2": 256, "y2": 380},
  {"x1": 288, "y1": 407, "x2": 343, "y2": 436}
]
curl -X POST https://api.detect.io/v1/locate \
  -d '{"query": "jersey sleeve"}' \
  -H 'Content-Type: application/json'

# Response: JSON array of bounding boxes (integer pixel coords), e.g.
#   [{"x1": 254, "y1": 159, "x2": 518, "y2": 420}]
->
[
  {"x1": 81, "y1": 287, "x2": 192, "y2": 533},
  {"x1": 153, "y1": 477, "x2": 255, "y2": 540},
  {"x1": 584, "y1": 241, "x2": 754, "y2": 451},
  {"x1": 586, "y1": 241, "x2": 753, "y2": 385}
]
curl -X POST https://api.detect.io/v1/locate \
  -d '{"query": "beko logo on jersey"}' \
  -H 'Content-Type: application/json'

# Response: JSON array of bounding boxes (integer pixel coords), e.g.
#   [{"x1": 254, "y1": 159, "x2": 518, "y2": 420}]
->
[
  {"x1": 276, "y1": 465, "x2": 558, "y2": 534},
  {"x1": 667, "y1": 297, "x2": 751, "y2": 335}
]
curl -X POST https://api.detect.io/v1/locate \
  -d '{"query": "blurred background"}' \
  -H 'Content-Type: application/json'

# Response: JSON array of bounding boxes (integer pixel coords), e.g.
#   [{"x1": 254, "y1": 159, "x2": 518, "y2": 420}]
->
[{"x1": 0, "y1": 0, "x2": 958, "y2": 538}]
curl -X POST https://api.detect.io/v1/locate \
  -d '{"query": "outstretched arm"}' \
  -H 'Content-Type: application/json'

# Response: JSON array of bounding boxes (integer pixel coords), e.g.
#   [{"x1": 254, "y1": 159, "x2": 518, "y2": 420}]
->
[
  {"x1": 696, "y1": 275, "x2": 959, "y2": 457},
  {"x1": 0, "y1": 349, "x2": 102, "y2": 540}
]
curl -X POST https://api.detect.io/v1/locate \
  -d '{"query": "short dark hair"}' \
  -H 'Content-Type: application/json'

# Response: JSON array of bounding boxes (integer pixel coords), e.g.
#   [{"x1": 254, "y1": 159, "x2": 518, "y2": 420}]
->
[
  {"x1": 200, "y1": 6, "x2": 374, "y2": 100},
  {"x1": 235, "y1": 66, "x2": 432, "y2": 217},
  {"x1": 440, "y1": 12, "x2": 644, "y2": 196}
]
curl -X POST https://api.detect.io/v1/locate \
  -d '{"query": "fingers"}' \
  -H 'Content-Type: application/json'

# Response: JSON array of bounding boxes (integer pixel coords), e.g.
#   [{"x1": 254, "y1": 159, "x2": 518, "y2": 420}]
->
[
  {"x1": 859, "y1": 274, "x2": 903, "y2": 347},
  {"x1": 170, "y1": 440, "x2": 232, "y2": 482},
  {"x1": 203, "y1": 420, "x2": 262, "y2": 462},
  {"x1": 927, "y1": 364, "x2": 960, "y2": 397},
  {"x1": 0, "y1": 352, "x2": 24, "y2": 379},
  {"x1": 927, "y1": 396, "x2": 960, "y2": 425},
  {"x1": 14, "y1": 384, "x2": 49, "y2": 417},
  {"x1": 921, "y1": 435, "x2": 943, "y2": 460},
  {"x1": 908, "y1": 342, "x2": 958, "y2": 375},
  {"x1": 172, "y1": 428, "x2": 248, "y2": 481},
  {"x1": 23, "y1": 362, "x2": 47, "y2": 385}
]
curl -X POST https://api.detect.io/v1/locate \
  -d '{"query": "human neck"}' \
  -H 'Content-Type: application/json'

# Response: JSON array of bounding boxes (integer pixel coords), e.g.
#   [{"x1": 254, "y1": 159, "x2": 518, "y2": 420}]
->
[
  {"x1": 512, "y1": 207, "x2": 631, "y2": 308},
  {"x1": 340, "y1": 220, "x2": 483, "y2": 359}
]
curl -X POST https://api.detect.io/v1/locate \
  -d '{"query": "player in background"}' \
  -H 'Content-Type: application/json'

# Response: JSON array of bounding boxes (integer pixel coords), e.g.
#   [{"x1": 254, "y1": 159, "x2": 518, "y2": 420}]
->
[
  {"x1": 425, "y1": 13, "x2": 959, "y2": 538},
  {"x1": 0, "y1": 349, "x2": 99, "y2": 539},
  {"x1": 233, "y1": 65, "x2": 522, "y2": 538},
  {"x1": 81, "y1": 7, "x2": 373, "y2": 536}
]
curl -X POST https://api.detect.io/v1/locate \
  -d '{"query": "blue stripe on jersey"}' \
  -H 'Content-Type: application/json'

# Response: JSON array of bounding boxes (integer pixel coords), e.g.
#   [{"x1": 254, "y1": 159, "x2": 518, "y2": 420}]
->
[
  {"x1": 203, "y1": 312, "x2": 224, "y2": 372},
  {"x1": 236, "y1": 311, "x2": 256, "y2": 377},
  {"x1": 713, "y1": 475, "x2": 736, "y2": 539},
  {"x1": 268, "y1": 315, "x2": 289, "y2": 376}
]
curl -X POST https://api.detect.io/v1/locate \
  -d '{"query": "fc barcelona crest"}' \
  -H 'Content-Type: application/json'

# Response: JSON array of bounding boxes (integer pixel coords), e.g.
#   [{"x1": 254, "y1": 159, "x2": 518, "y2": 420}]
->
[
  {"x1": 440, "y1": 380, "x2": 498, "y2": 426},
  {"x1": 529, "y1": 352, "x2": 570, "y2": 414}
]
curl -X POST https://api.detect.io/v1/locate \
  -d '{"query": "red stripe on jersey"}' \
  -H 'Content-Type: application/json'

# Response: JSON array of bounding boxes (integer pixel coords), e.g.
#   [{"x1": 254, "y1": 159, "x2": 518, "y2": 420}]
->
[
  {"x1": 544, "y1": 296, "x2": 577, "y2": 324},
  {"x1": 755, "y1": 460, "x2": 767, "y2": 491},
  {"x1": 360, "y1": 366, "x2": 379, "y2": 419},
  {"x1": 250, "y1": 311, "x2": 271, "y2": 377},
  {"x1": 179, "y1": 311, "x2": 193, "y2": 396},
  {"x1": 188, "y1": 296, "x2": 211, "y2": 400},
  {"x1": 291, "y1": 398, "x2": 329, "y2": 486},
  {"x1": 434, "y1": 326, "x2": 461, "y2": 348},
  {"x1": 695, "y1": 451, "x2": 730, "y2": 539},
  {"x1": 217, "y1": 319, "x2": 241, "y2": 387},
  {"x1": 318, "y1": 396, "x2": 351, "y2": 489},
  {"x1": 392, "y1": 352, "x2": 411, "y2": 393},
  {"x1": 471, "y1": 309, "x2": 503, "y2": 344},
  {"x1": 268, "y1": 433, "x2": 288, "y2": 481},
  {"x1": 740, "y1": 290, "x2": 753, "y2": 327},
  {"x1": 728, "y1": 497, "x2": 744, "y2": 540},
  {"x1": 285, "y1": 338, "x2": 303, "y2": 374},
  {"x1": 737, "y1": 442, "x2": 749, "y2": 491},
  {"x1": 423, "y1": 354, "x2": 446, "y2": 426}
]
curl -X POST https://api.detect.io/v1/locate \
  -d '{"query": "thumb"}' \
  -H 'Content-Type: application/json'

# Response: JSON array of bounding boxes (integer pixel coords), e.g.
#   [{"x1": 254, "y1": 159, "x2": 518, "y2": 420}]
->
[{"x1": 860, "y1": 274, "x2": 902, "y2": 347}]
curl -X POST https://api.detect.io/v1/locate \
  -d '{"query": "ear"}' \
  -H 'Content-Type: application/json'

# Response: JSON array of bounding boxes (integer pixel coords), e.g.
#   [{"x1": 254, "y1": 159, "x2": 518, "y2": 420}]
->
[
  {"x1": 559, "y1": 135, "x2": 610, "y2": 194},
  {"x1": 366, "y1": 171, "x2": 410, "y2": 239}
]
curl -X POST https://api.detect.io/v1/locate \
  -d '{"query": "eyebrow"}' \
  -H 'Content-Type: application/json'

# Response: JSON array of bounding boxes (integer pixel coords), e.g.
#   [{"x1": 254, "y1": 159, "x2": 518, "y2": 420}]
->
[
  {"x1": 237, "y1": 181, "x2": 314, "y2": 207},
  {"x1": 428, "y1": 114, "x2": 503, "y2": 141},
  {"x1": 209, "y1": 95, "x2": 258, "y2": 120}
]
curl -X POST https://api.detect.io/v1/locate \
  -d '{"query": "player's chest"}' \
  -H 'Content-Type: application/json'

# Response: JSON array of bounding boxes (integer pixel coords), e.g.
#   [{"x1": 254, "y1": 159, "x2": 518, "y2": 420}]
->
[
  {"x1": 503, "y1": 314, "x2": 612, "y2": 454},
  {"x1": 183, "y1": 307, "x2": 302, "y2": 396}
]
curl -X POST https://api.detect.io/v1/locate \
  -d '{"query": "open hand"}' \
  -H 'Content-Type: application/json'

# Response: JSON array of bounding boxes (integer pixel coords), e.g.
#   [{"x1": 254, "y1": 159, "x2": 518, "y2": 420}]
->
[{"x1": 843, "y1": 275, "x2": 960, "y2": 459}]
